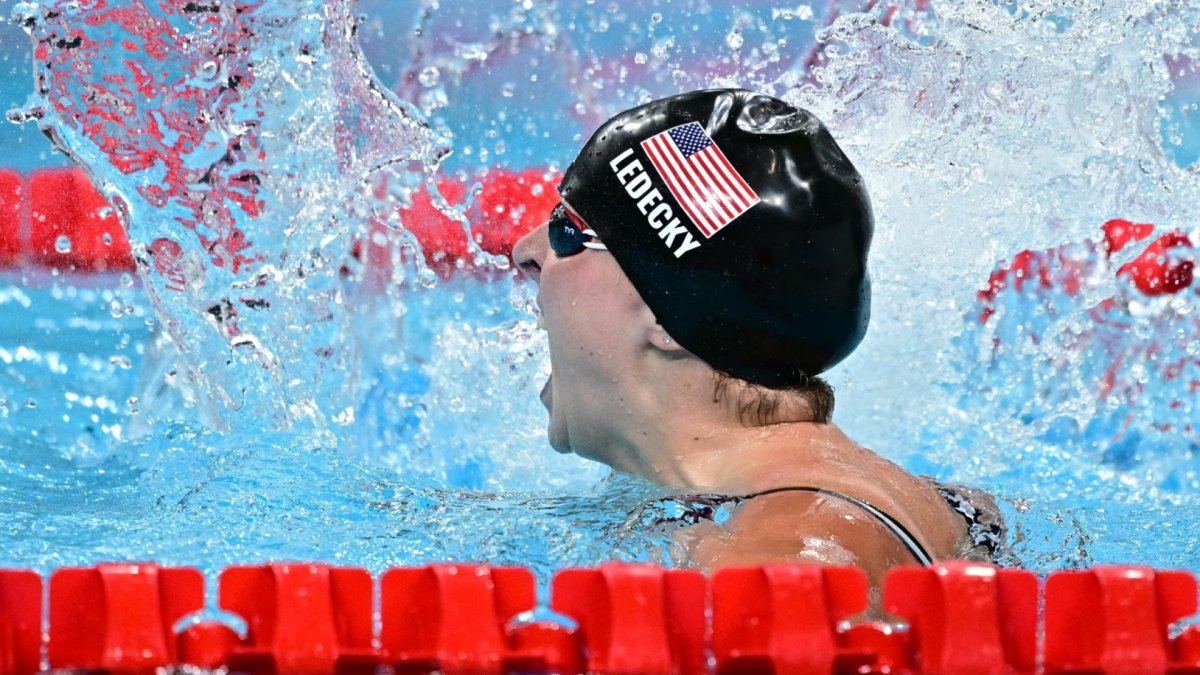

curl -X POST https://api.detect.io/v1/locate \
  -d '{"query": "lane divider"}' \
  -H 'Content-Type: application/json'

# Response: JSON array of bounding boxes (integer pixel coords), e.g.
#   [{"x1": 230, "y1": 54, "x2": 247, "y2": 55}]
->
[
  {"x1": 3, "y1": 169, "x2": 1192, "y2": 301},
  {"x1": 0, "y1": 168, "x2": 560, "y2": 275},
  {"x1": 975, "y1": 218, "x2": 1195, "y2": 325},
  {"x1": 3, "y1": 562, "x2": 1198, "y2": 674}
]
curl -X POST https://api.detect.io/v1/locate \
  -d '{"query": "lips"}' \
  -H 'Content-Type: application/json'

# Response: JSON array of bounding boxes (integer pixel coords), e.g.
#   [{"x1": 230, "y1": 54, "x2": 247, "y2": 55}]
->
[
  {"x1": 535, "y1": 303, "x2": 551, "y2": 410},
  {"x1": 540, "y1": 373, "x2": 553, "y2": 411}
]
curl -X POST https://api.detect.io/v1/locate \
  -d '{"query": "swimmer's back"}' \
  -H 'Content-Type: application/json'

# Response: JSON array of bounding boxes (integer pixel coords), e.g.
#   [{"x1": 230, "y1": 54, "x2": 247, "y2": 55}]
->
[{"x1": 669, "y1": 423, "x2": 995, "y2": 587}]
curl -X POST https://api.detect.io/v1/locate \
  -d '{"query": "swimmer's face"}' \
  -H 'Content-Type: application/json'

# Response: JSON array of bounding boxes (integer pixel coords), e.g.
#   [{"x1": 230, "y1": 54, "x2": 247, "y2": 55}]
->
[{"x1": 513, "y1": 205, "x2": 651, "y2": 460}]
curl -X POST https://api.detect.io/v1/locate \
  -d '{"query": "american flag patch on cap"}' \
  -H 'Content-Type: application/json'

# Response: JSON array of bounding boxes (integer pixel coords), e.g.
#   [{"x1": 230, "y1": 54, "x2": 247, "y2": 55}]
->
[{"x1": 640, "y1": 122, "x2": 760, "y2": 238}]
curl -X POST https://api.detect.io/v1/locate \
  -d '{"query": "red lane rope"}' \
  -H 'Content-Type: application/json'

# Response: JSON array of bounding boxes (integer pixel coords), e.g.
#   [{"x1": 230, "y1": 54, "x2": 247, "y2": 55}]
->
[
  {"x1": 5, "y1": 169, "x2": 1192, "y2": 302},
  {"x1": 0, "y1": 167, "x2": 560, "y2": 275},
  {"x1": 1, "y1": 562, "x2": 1197, "y2": 674},
  {"x1": 975, "y1": 218, "x2": 1195, "y2": 325}
]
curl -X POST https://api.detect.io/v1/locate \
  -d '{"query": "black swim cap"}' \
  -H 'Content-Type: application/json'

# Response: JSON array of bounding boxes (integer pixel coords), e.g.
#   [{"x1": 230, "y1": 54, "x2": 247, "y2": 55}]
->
[{"x1": 558, "y1": 89, "x2": 873, "y2": 388}]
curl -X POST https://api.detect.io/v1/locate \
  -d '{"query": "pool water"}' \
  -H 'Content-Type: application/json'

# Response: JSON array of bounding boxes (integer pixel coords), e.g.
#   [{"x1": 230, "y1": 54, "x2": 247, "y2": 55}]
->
[
  {"x1": 0, "y1": 271, "x2": 665, "y2": 579},
  {"x1": 1, "y1": 0, "x2": 1199, "y2": 588},
  {"x1": 2, "y1": 267, "x2": 1193, "y2": 581}
]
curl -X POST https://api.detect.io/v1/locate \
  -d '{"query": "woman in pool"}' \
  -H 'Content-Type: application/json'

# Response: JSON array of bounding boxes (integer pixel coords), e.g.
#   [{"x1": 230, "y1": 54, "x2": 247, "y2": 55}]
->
[{"x1": 512, "y1": 89, "x2": 1001, "y2": 589}]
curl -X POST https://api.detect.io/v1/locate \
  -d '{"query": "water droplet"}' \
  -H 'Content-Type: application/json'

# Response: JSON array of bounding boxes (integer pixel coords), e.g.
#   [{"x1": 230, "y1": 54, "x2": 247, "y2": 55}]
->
[
  {"x1": 650, "y1": 12, "x2": 663, "y2": 24},
  {"x1": 634, "y1": 52, "x2": 648, "y2": 64},
  {"x1": 502, "y1": 83, "x2": 515, "y2": 97},
  {"x1": 6, "y1": 105, "x2": 44, "y2": 124},
  {"x1": 102, "y1": 233, "x2": 113, "y2": 246},
  {"x1": 418, "y1": 66, "x2": 440, "y2": 87},
  {"x1": 55, "y1": 235, "x2": 72, "y2": 253},
  {"x1": 726, "y1": 30, "x2": 744, "y2": 50}
]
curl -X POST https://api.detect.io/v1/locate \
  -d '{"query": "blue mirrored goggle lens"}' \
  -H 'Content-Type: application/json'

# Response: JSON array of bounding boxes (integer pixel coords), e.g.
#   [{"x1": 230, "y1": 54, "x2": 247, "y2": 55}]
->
[{"x1": 547, "y1": 204, "x2": 594, "y2": 257}]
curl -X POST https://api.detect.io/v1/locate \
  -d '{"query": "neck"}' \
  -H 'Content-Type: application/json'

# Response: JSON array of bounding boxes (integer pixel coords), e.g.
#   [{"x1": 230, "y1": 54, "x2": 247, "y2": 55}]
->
[{"x1": 586, "y1": 358, "x2": 829, "y2": 490}]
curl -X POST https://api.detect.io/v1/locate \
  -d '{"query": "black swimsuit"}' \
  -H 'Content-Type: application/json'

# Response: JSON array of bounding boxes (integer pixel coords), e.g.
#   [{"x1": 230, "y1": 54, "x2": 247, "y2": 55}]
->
[{"x1": 636, "y1": 483, "x2": 1004, "y2": 566}]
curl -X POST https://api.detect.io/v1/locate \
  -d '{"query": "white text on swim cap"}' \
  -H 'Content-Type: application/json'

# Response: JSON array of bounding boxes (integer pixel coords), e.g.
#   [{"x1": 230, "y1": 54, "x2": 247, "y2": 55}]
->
[{"x1": 609, "y1": 148, "x2": 702, "y2": 259}]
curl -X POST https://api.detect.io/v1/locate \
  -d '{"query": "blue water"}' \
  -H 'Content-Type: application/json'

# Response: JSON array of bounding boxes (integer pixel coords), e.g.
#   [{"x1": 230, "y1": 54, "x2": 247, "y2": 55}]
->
[
  {"x1": 0, "y1": 271, "x2": 662, "y2": 578},
  {"x1": 1, "y1": 0, "x2": 1199, "y2": 586}
]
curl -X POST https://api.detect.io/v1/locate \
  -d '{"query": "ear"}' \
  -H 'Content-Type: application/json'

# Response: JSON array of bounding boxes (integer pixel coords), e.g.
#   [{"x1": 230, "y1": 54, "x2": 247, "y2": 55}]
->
[{"x1": 647, "y1": 323, "x2": 687, "y2": 352}]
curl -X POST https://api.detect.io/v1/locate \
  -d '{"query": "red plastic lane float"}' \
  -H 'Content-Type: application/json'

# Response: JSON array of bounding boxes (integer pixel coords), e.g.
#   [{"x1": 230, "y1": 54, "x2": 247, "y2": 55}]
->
[
  {"x1": 553, "y1": 564, "x2": 707, "y2": 675},
  {"x1": 0, "y1": 170, "x2": 22, "y2": 267},
  {"x1": 355, "y1": 167, "x2": 560, "y2": 286},
  {"x1": 218, "y1": 564, "x2": 375, "y2": 673},
  {"x1": 6, "y1": 561, "x2": 1200, "y2": 675},
  {"x1": 1044, "y1": 567, "x2": 1198, "y2": 675},
  {"x1": 886, "y1": 563, "x2": 1038, "y2": 675},
  {"x1": 0, "y1": 167, "x2": 558, "y2": 277},
  {"x1": 0, "y1": 570, "x2": 40, "y2": 675},
  {"x1": 380, "y1": 564, "x2": 580, "y2": 675},
  {"x1": 48, "y1": 564, "x2": 204, "y2": 672},
  {"x1": 27, "y1": 169, "x2": 133, "y2": 273},
  {"x1": 711, "y1": 565, "x2": 868, "y2": 673},
  {"x1": 1103, "y1": 219, "x2": 1195, "y2": 297}
]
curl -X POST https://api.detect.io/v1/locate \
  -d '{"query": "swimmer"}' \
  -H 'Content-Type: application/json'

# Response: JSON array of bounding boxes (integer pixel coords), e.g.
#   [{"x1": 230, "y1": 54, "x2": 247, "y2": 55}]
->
[{"x1": 513, "y1": 89, "x2": 1002, "y2": 593}]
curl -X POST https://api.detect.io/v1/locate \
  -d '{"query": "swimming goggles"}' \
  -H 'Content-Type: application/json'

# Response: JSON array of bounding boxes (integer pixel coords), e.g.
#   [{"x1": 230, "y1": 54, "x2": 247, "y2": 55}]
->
[{"x1": 548, "y1": 203, "x2": 607, "y2": 257}]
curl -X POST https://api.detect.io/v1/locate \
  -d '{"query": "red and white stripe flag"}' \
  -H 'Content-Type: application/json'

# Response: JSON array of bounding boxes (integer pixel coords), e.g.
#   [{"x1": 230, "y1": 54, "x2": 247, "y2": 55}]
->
[{"x1": 640, "y1": 122, "x2": 760, "y2": 238}]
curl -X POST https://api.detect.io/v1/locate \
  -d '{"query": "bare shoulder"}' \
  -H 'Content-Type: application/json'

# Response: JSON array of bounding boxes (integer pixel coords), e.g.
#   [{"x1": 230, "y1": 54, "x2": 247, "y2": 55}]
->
[
  {"x1": 759, "y1": 425, "x2": 971, "y2": 560},
  {"x1": 678, "y1": 489, "x2": 923, "y2": 586}
]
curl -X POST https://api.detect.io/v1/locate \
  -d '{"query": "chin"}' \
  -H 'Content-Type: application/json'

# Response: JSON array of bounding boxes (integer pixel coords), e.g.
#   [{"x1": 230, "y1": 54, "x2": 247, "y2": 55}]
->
[
  {"x1": 548, "y1": 436, "x2": 572, "y2": 454},
  {"x1": 547, "y1": 415, "x2": 572, "y2": 454}
]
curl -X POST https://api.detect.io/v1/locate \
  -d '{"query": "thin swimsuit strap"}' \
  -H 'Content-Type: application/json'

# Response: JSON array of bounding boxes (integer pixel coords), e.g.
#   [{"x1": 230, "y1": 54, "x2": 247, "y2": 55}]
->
[
  {"x1": 737, "y1": 486, "x2": 933, "y2": 566},
  {"x1": 646, "y1": 486, "x2": 934, "y2": 566}
]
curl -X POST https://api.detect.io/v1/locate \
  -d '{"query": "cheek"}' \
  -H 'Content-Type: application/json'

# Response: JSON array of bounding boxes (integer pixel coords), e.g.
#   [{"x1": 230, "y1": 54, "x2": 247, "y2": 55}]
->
[
  {"x1": 542, "y1": 261, "x2": 603, "y2": 329},
  {"x1": 541, "y1": 267, "x2": 598, "y2": 378},
  {"x1": 541, "y1": 258, "x2": 643, "y2": 358},
  {"x1": 540, "y1": 266, "x2": 581, "y2": 333}
]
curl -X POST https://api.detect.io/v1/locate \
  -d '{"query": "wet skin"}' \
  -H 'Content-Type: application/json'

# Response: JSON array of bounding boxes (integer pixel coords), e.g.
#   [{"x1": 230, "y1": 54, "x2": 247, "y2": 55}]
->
[{"x1": 513, "y1": 210, "x2": 970, "y2": 598}]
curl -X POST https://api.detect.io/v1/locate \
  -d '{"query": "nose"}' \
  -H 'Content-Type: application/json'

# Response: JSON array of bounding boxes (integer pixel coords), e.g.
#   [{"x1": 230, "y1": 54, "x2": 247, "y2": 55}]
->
[{"x1": 513, "y1": 221, "x2": 549, "y2": 282}]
